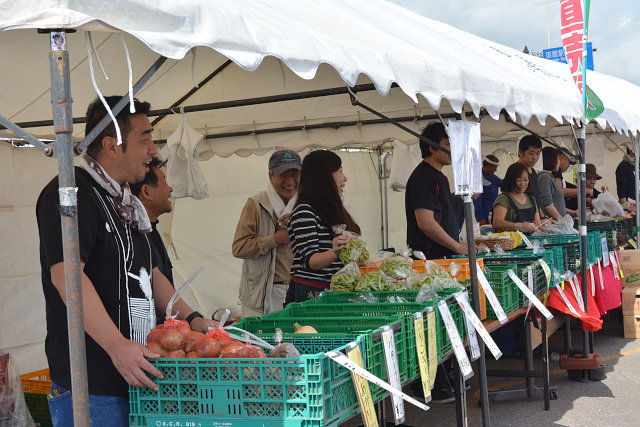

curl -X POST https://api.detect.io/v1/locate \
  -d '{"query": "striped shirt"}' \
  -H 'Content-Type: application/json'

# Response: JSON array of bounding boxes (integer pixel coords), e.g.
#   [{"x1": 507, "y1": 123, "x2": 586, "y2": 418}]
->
[{"x1": 289, "y1": 203, "x2": 342, "y2": 283}]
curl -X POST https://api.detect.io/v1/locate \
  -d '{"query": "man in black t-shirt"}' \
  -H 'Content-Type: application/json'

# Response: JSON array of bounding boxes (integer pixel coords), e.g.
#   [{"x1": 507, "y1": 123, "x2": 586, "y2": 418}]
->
[
  {"x1": 37, "y1": 96, "x2": 217, "y2": 426},
  {"x1": 405, "y1": 122, "x2": 467, "y2": 260},
  {"x1": 517, "y1": 135, "x2": 542, "y2": 215},
  {"x1": 553, "y1": 150, "x2": 578, "y2": 212}
]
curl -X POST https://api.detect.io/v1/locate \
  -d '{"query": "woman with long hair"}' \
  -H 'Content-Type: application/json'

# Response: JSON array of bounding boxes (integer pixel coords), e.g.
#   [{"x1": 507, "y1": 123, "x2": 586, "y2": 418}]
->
[
  {"x1": 492, "y1": 162, "x2": 542, "y2": 233},
  {"x1": 286, "y1": 150, "x2": 372, "y2": 303}
]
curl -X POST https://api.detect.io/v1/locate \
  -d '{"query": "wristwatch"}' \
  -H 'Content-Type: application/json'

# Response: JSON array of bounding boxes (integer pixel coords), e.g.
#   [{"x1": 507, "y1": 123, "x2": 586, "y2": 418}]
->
[{"x1": 185, "y1": 311, "x2": 204, "y2": 325}]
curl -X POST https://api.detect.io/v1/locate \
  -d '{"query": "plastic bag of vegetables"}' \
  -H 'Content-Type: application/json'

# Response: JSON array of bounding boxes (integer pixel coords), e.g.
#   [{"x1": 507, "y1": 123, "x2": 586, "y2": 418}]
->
[
  {"x1": 379, "y1": 255, "x2": 413, "y2": 282},
  {"x1": 355, "y1": 271, "x2": 396, "y2": 291},
  {"x1": 332, "y1": 224, "x2": 370, "y2": 264},
  {"x1": 330, "y1": 262, "x2": 361, "y2": 292}
]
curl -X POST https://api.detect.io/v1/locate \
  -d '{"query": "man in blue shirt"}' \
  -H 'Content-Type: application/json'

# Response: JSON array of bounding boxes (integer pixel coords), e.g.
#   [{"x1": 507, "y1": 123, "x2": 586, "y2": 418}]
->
[{"x1": 474, "y1": 154, "x2": 503, "y2": 225}]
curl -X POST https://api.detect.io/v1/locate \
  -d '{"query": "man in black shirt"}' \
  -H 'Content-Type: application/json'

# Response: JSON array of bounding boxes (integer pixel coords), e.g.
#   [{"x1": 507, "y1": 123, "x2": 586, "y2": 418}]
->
[
  {"x1": 517, "y1": 135, "x2": 542, "y2": 215},
  {"x1": 36, "y1": 96, "x2": 217, "y2": 426},
  {"x1": 553, "y1": 150, "x2": 579, "y2": 212},
  {"x1": 406, "y1": 122, "x2": 467, "y2": 259},
  {"x1": 616, "y1": 147, "x2": 636, "y2": 204},
  {"x1": 130, "y1": 158, "x2": 174, "y2": 286}
]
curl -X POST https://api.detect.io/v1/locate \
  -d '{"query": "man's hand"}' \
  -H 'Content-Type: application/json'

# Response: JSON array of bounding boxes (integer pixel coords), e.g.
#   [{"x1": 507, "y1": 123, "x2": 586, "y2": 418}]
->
[
  {"x1": 456, "y1": 241, "x2": 469, "y2": 256},
  {"x1": 190, "y1": 317, "x2": 220, "y2": 333},
  {"x1": 107, "y1": 337, "x2": 164, "y2": 390},
  {"x1": 274, "y1": 228, "x2": 290, "y2": 246}
]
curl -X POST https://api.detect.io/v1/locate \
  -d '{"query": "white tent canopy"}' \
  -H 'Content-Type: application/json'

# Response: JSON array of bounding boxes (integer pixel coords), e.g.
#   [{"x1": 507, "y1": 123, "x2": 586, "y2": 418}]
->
[{"x1": 1, "y1": 0, "x2": 640, "y2": 377}]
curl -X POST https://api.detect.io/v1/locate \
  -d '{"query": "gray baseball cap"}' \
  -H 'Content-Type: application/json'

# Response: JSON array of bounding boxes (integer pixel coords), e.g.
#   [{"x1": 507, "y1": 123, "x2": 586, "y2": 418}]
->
[{"x1": 268, "y1": 149, "x2": 302, "y2": 174}]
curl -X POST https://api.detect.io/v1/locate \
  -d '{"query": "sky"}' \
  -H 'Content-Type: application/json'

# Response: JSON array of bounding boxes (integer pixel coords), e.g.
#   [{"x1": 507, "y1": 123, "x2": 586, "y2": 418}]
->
[{"x1": 388, "y1": 0, "x2": 640, "y2": 87}]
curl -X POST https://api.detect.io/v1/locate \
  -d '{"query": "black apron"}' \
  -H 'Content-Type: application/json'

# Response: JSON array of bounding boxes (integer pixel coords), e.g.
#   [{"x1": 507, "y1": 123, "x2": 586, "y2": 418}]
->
[{"x1": 505, "y1": 193, "x2": 536, "y2": 224}]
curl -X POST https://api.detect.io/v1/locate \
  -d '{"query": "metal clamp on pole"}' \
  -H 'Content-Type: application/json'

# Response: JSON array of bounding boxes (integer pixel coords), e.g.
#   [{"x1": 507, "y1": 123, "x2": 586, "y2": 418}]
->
[
  {"x1": 346, "y1": 87, "x2": 451, "y2": 155},
  {"x1": 58, "y1": 186, "x2": 78, "y2": 217}
]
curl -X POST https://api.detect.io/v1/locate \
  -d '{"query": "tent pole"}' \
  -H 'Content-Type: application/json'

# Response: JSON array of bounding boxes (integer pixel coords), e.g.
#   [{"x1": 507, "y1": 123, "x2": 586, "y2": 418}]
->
[
  {"x1": 48, "y1": 30, "x2": 91, "y2": 425},
  {"x1": 464, "y1": 196, "x2": 490, "y2": 426},
  {"x1": 635, "y1": 135, "x2": 640, "y2": 243},
  {"x1": 577, "y1": 126, "x2": 590, "y2": 380},
  {"x1": 382, "y1": 151, "x2": 390, "y2": 249},
  {"x1": 377, "y1": 147, "x2": 386, "y2": 249}
]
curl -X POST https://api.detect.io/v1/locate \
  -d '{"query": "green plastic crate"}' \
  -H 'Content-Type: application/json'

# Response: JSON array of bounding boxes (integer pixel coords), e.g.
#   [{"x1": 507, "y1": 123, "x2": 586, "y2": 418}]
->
[
  {"x1": 483, "y1": 264, "x2": 519, "y2": 319},
  {"x1": 234, "y1": 316, "x2": 405, "y2": 403},
  {"x1": 129, "y1": 336, "x2": 364, "y2": 427},
  {"x1": 23, "y1": 392, "x2": 52, "y2": 427},
  {"x1": 527, "y1": 235, "x2": 580, "y2": 274},
  {"x1": 587, "y1": 232, "x2": 602, "y2": 265},
  {"x1": 515, "y1": 261, "x2": 549, "y2": 306},
  {"x1": 481, "y1": 250, "x2": 555, "y2": 288}
]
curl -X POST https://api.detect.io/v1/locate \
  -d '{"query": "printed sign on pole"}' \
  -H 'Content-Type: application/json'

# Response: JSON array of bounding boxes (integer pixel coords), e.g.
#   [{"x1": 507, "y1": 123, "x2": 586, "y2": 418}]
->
[{"x1": 448, "y1": 118, "x2": 482, "y2": 196}]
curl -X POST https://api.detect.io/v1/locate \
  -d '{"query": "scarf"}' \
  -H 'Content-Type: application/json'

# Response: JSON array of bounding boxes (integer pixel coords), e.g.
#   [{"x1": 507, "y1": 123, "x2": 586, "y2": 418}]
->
[
  {"x1": 624, "y1": 154, "x2": 635, "y2": 165},
  {"x1": 79, "y1": 153, "x2": 152, "y2": 233},
  {"x1": 266, "y1": 180, "x2": 297, "y2": 219}
]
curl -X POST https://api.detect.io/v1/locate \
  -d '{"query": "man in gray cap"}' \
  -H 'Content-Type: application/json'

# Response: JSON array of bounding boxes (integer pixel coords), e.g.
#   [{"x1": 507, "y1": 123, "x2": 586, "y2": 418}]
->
[{"x1": 232, "y1": 149, "x2": 302, "y2": 317}]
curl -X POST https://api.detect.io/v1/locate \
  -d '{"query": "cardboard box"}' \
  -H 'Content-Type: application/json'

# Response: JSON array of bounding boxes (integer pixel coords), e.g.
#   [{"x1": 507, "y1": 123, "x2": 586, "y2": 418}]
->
[
  {"x1": 619, "y1": 250, "x2": 640, "y2": 287},
  {"x1": 623, "y1": 315, "x2": 640, "y2": 339},
  {"x1": 622, "y1": 286, "x2": 640, "y2": 314}
]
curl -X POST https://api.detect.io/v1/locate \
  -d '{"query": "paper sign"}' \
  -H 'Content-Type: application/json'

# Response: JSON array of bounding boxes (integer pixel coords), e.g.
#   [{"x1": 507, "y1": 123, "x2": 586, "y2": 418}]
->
[
  {"x1": 519, "y1": 231, "x2": 533, "y2": 249},
  {"x1": 412, "y1": 314, "x2": 431, "y2": 403},
  {"x1": 454, "y1": 291, "x2": 503, "y2": 360},
  {"x1": 525, "y1": 266, "x2": 534, "y2": 319},
  {"x1": 508, "y1": 270, "x2": 554, "y2": 320},
  {"x1": 610, "y1": 252, "x2": 618, "y2": 279},
  {"x1": 327, "y1": 347, "x2": 429, "y2": 413},
  {"x1": 629, "y1": 239, "x2": 637, "y2": 249},
  {"x1": 426, "y1": 310, "x2": 437, "y2": 390},
  {"x1": 476, "y1": 262, "x2": 508, "y2": 324},
  {"x1": 381, "y1": 326, "x2": 405, "y2": 424},
  {"x1": 555, "y1": 285, "x2": 582, "y2": 318},
  {"x1": 459, "y1": 291, "x2": 480, "y2": 361},
  {"x1": 345, "y1": 344, "x2": 378, "y2": 427},
  {"x1": 614, "y1": 250, "x2": 623, "y2": 278},
  {"x1": 438, "y1": 301, "x2": 473, "y2": 380},
  {"x1": 598, "y1": 261, "x2": 604, "y2": 290},
  {"x1": 589, "y1": 266, "x2": 596, "y2": 297},
  {"x1": 602, "y1": 237, "x2": 610, "y2": 267},
  {"x1": 448, "y1": 118, "x2": 482, "y2": 195},
  {"x1": 569, "y1": 276, "x2": 585, "y2": 312},
  {"x1": 539, "y1": 260, "x2": 551, "y2": 287}
]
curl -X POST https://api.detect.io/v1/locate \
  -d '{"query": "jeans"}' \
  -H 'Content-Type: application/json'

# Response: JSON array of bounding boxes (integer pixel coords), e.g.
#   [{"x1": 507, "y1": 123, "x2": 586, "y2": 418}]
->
[{"x1": 47, "y1": 382, "x2": 130, "y2": 427}]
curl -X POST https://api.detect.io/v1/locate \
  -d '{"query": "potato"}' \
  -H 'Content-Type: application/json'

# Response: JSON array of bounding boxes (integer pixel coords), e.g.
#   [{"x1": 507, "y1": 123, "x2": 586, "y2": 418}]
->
[
  {"x1": 166, "y1": 349, "x2": 186, "y2": 358},
  {"x1": 146, "y1": 341, "x2": 167, "y2": 357},
  {"x1": 160, "y1": 329, "x2": 185, "y2": 351},
  {"x1": 184, "y1": 331, "x2": 205, "y2": 353},
  {"x1": 196, "y1": 337, "x2": 222, "y2": 358}
]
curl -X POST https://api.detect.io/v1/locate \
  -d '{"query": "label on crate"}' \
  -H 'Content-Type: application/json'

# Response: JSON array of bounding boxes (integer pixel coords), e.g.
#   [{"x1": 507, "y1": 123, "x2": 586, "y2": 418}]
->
[
  {"x1": 457, "y1": 291, "x2": 480, "y2": 361},
  {"x1": 569, "y1": 276, "x2": 585, "y2": 312},
  {"x1": 412, "y1": 313, "x2": 432, "y2": 403},
  {"x1": 507, "y1": 270, "x2": 554, "y2": 320},
  {"x1": 438, "y1": 300, "x2": 473, "y2": 381},
  {"x1": 538, "y1": 260, "x2": 551, "y2": 287},
  {"x1": 615, "y1": 250, "x2": 624, "y2": 278},
  {"x1": 381, "y1": 325, "x2": 406, "y2": 423},
  {"x1": 555, "y1": 285, "x2": 582, "y2": 318},
  {"x1": 589, "y1": 266, "x2": 596, "y2": 297},
  {"x1": 519, "y1": 231, "x2": 533, "y2": 248},
  {"x1": 610, "y1": 251, "x2": 619, "y2": 279},
  {"x1": 597, "y1": 261, "x2": 604, "y2": 290},
  {"x1": 327, "y1": 348, "x2": 430, "y2": 413},
  {"x1": 525, "y1": 266, "x2": 534, "y2": 319},
  {"x1": 426, "y1": 310, "x2": 437, "y2": 390},
  {"x1": 602, "y1": 237, "x2": 610, "y2": 267},
  {"x1": 454, "y1": 291, "x2": 503, "y2": 360},
  {"x1": 630, "y1": 239, "x2": 637, "y2": 249},
  {"x1": 345, "y1": 344, "x2": 378, "y2": 427},
  {"x1": 476, "y1": 262, "x2": 508, "y2": 324}
]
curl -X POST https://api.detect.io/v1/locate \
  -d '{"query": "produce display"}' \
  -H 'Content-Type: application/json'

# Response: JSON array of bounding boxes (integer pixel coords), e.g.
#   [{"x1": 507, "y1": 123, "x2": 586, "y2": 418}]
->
[{"x1": 145, "y1": 318, "x2": 266, "y2": 358}]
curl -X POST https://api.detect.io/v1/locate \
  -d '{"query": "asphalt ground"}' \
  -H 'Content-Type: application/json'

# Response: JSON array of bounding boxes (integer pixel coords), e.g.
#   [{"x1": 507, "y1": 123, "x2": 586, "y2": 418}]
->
[{"x1": 343, "y1": 308, "x2": 640, "y2": 427}]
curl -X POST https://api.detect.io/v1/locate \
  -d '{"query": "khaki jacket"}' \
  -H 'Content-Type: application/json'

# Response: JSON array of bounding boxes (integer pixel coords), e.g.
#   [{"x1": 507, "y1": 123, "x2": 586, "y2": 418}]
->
[{"x1": 232, "y1": 191, "x2": 290, "y2": 313}]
